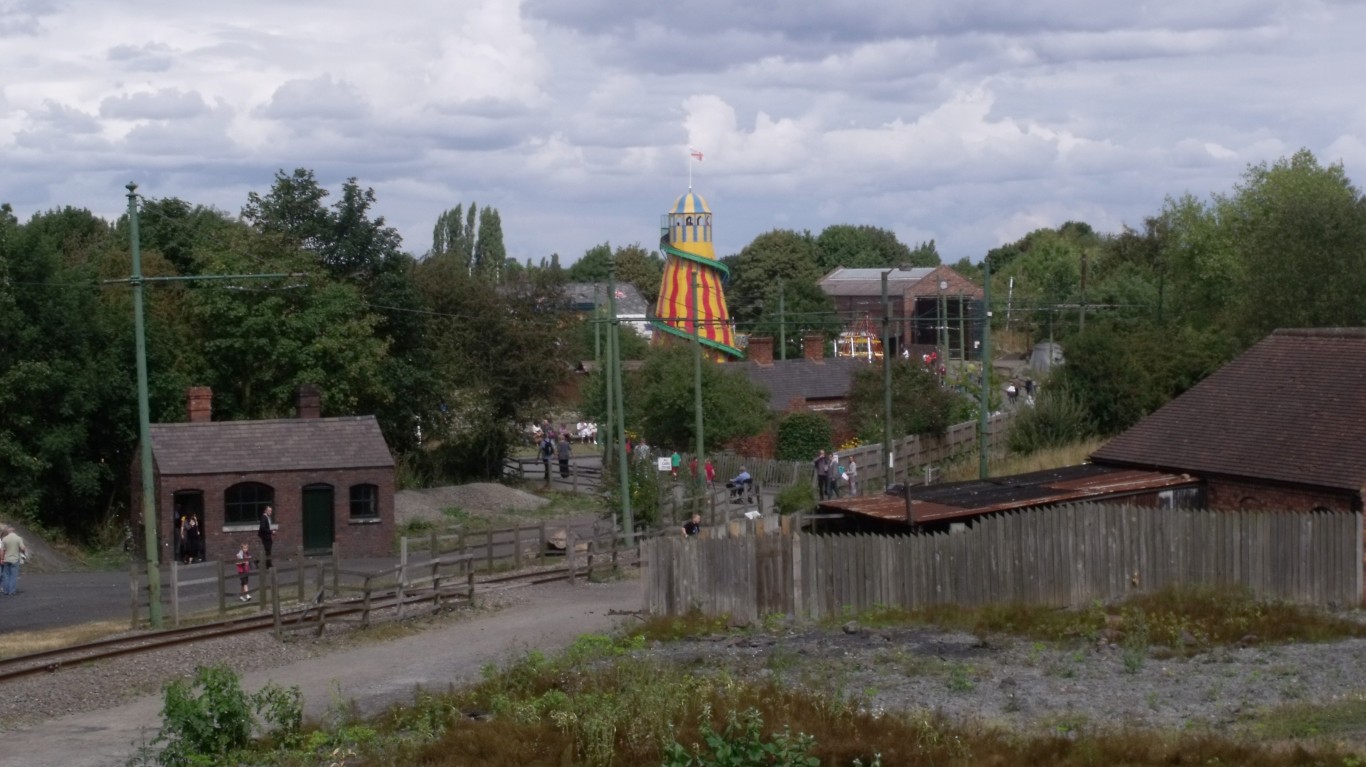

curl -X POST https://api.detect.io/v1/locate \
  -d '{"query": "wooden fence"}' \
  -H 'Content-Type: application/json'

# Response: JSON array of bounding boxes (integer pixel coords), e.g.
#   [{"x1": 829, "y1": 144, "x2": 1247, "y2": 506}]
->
[
  {"x1": 130, "y1": 520, "x2": 623, "y2": 630},
  {"x1": 644, "y1": 504, "x2": 1364, "y2": 621}
]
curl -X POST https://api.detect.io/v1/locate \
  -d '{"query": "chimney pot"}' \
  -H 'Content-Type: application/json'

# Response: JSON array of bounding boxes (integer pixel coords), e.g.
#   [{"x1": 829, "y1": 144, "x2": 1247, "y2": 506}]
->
[
  {"x1": 187, "y1": 386, "x2": 212, "y2": 423},
  {"x1": 296, "y1": 384, "x2": 321, "y2": 419},
  {"x1": 748, "y1": 336, "x2": 775, "y2": 366},
  {"x1": 802, "y1": 334, "x2": 825, "y2": 362}
]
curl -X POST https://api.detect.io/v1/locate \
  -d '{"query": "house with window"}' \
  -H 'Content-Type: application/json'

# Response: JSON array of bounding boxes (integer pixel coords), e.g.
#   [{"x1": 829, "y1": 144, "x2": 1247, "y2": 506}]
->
[{"x1": 132, "y1": 385, "x2": 396, "y2": 561}]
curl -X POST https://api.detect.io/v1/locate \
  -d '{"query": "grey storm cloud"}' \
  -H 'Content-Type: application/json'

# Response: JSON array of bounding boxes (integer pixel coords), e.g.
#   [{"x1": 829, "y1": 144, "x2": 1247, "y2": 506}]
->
[
  {"x1": 256, "y1": 74, "x2": 370, "y2": 121},
  {"x1": 106, "y1": 42, "x2": 176, "y2": 72},
  {"x1": 100, "y1": 89, "x2": 209, "y2": 120}
]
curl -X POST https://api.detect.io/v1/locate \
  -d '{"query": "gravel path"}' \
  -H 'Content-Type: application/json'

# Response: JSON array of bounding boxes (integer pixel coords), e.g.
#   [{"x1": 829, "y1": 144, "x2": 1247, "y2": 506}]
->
[{"x1": 0, "y1": 577, "x2": 642, "y2": 767}]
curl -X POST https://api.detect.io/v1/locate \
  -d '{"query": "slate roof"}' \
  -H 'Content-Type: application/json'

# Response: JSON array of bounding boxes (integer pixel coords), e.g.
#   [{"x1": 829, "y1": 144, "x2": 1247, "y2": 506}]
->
[
  {"x1": 736, "y1": 357, "x2": 867, "y2": 411},
  {"x1": 563, "y1": 282, "x2": 649, "y2": 317},
  {"x1": 818, "y1": 267, "x2": 936, "y2": 297},
  {"x1": 149, "y1": 416, "x2": 394, "y2": 476},
  {"x1": 1090, "y1": 328, "x2": 1366, "y2": 493}
]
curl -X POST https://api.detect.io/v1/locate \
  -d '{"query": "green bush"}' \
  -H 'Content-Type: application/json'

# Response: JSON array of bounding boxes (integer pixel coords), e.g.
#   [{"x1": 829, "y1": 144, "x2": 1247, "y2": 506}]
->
[
  {"x1": 775, "y1": 412, "x2": 832, "y2": 461},
  {"x1": 774, "y1": 483, "x2": 816, "y2": 516},
  {"x1": 1006, "y1": 386, "x2": 1096, "y2": 455},
  {"x1": 148, "y1": 664, "x2": 301, "y2": 767},
  {"x1": 663, "y1": 708, "x2": 819, "y2": 767}
]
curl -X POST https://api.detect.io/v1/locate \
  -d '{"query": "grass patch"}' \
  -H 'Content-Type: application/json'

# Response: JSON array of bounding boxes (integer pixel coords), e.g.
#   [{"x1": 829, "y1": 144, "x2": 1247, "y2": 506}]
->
[
  {"x1": 832, "y1": 584, "x2": 1366, "y2": 653},
  {"x1": 940, "y1": 438, "x2": 1107, "y2": 483},
  {"x1": 0, "y1": 619, "x2": 129, "y2": 659},
  {"x1": 1242, "y1": 697, "x2": 1366, "y2": 741},
  {"x1": 628, "y1": 610, "x2": 732, "y2": 643}
]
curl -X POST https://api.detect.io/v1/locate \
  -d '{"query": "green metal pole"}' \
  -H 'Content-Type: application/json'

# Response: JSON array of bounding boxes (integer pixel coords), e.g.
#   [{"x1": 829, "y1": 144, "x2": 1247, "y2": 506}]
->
[
  {"x1": 778, "y1": 280, "x2": 786, "y2": 361},
  {"x1": 609, "y1": 268, "x2": 633, "y2": 543},
  {"x1": 979, "y1": 260, "x2": 992, "y2": 480},
  {"x1": 594, "y1": 284, "x2": 602, "y2": 367},
  {"x1": 603, "y1": 281, "x2": 614, "y2": 467},
  {"x1": 881, "y1": 270, "x2": 893, "y2": 490},
  {"x1": 128, "y1": 183, "x2": 163, "y2": 628},
  {"x1": 692, "y1": 270, "x2": 704, "y2": 512}
]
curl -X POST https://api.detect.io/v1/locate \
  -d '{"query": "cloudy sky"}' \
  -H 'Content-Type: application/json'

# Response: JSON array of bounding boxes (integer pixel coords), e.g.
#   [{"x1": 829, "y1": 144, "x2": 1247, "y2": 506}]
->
[{"x1": 2, "y1": 0, "x2": 1363, "y2": 265}]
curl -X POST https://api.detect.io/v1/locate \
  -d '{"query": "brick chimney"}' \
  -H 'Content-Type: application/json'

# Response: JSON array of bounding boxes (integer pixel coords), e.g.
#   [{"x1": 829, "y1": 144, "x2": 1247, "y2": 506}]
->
[
  {"x1": 187, "y1": 386, "x2": 212, "y2": 423},
  {"x1": 802, "y1": 334, "x2": 825, "y2": 363},
  {"x1": 748, "y1": 336, "x2": 774, "y2": 366},
  {"x1": 295, "y1": 384, "x2": 321, "y2": 419}
]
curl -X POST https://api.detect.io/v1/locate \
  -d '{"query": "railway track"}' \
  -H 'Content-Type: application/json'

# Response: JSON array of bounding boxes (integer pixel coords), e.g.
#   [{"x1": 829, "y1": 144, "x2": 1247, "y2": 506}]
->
[{"x1": 0, "y1": 560, "x2": 624, "y2": 685}]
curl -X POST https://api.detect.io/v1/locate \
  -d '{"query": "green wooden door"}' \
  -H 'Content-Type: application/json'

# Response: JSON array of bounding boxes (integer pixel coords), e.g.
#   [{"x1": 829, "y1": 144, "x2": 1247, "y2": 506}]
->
[{"x1": 302, "y1": 484, "x2": 335, "y2": 554}]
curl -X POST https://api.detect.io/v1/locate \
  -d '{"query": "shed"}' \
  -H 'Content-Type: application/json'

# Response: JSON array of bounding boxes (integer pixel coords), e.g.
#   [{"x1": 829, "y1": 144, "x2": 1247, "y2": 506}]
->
[{"x1": 132, "y1": 386, "x2": 396, "y2": 561}]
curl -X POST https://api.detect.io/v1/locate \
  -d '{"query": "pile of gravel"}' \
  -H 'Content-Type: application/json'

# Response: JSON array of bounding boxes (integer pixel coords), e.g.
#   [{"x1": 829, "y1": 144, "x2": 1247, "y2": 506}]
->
[{"x1": 395, "y1": 483, "x2": 549, "y2": 526}]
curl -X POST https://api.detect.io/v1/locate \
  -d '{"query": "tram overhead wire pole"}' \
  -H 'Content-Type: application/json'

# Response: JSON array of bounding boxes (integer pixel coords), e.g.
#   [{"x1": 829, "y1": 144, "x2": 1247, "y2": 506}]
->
[{"x1": 116, "y1": 182, "x2": 304, "y2": 628}]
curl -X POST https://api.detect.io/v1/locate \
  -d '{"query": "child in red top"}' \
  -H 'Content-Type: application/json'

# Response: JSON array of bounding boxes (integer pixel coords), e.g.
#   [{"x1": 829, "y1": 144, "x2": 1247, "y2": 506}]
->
[{"x1": 236, "y1": 542, "x2": 252, "y2": 602}]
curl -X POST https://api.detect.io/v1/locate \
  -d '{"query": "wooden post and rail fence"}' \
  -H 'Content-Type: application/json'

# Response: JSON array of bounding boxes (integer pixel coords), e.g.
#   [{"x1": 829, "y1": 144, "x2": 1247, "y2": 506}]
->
[{"x1": 129, "y1": 520, "x2": 625, "y2": 634}]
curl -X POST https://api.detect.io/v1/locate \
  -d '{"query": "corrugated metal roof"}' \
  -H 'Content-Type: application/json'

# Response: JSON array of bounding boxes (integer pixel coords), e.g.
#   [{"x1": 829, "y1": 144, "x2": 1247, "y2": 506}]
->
[
  {"x1": 819, "y1": 465, "x2": 1197, "y2": 525},
  {"x1": 150, "y1": 416, "x2": 394, "y2": 476},
  {"x1": 818, "y1": 267, "x2": 936, "y2": 297},
  {"x1": 1091, "y1": 328, "x2": 1366, "y2": 493}
]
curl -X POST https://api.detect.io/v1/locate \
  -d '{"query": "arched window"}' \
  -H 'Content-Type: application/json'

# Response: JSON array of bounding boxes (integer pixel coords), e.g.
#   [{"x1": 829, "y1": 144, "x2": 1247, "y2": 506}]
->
[
  {"x1": 225, "y1": 482, "x2": 274, "y2": 526},
  {"x1": 350, "y1": 484, "x2": 380, "y2": 520}
]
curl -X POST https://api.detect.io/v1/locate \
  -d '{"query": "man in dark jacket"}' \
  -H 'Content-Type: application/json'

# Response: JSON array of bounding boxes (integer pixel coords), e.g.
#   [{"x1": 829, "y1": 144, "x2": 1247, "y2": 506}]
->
[{"x1": 258, "y1": 506, "x2": 275, "y2": 568}]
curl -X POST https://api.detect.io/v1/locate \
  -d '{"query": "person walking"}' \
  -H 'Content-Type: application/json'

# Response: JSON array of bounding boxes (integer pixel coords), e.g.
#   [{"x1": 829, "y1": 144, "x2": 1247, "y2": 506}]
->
[
  {"x1": 556, "y1": 434, "x2": 572, "y2": 479},
  {"x1": 236, "y1": 542, "x2": 253, "y2": 602},
  {"x1": 704, "y1": 457, "x2": 716, "y2": 489},
  {"x1": 1, "y1": 525, "x2": 28, "y2": 595},
  {"x1": 258, "y1": 506, "x2": 275, "y2": 568},
  {"x1": 682, "y1": 512, "x2": 702, "y2": 538},
  {"x1": 670, "y1": 451, "x2": 681, "y2": 480},
  {"x1": 813, "y1": 449, "x2": 832, "y2": 500},
  {"x1": 846, "y1": 456, "x2": 859, "y2": 496}
]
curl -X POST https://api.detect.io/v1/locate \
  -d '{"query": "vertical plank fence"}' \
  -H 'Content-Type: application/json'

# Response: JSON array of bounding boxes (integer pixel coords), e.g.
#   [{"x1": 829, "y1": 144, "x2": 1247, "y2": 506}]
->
[{"x1": 645, "y1": 503, "x2": 1364, "y2": 620}]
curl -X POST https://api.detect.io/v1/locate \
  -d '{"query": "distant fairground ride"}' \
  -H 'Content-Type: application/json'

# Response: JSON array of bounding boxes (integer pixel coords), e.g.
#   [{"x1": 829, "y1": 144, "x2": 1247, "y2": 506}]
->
[
  {"x1": 651, "y1": 189, "x2": 743, "y2": 360},
  {"x1": 833, "y1": 315, "x2": 883, "y2": 361}
]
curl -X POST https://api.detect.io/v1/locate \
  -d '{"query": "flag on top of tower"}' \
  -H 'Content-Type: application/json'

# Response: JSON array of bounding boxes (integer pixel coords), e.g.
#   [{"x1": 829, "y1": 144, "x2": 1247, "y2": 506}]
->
[{"x1": 689, "y1": 146, "x2": 704, "y2": 161}]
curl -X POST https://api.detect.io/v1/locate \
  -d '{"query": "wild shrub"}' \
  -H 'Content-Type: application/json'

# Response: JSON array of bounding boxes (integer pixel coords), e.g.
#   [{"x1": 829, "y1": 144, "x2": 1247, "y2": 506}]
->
[
  {"x1": 775, "y1": 412, "x2": 832, "y2": 461},
  {"x1": 774, "y1": 483, "x2": 816, "y2": 515},
  {"x1": 147, "y1": 663, "x2": 301, "y2": 767},
  {"x1": 1006, "y1": 385, "x2": 1096, "y2": 454}
]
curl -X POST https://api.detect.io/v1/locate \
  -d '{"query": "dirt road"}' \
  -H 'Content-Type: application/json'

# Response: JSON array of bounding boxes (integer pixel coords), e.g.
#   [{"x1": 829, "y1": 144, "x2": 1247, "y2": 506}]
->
[{"x1": 0, "y1": 577, "x2": 642, "y2": 767}]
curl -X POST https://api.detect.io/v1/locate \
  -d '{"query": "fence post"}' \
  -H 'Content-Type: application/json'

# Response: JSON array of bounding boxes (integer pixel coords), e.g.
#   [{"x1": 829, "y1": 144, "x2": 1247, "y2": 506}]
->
[
  {"x1": 586, "y1": 538, "x2": 595, "y2": 582},
  {"x1": 539, "y1": 521, "x2": 548, "y2": 566},
  {"x1": 432, "y1": 557, "x2": 441, "y2": 609},
  {"x1": 295, "y1": 548, "x2": 304, "y2": 604},
  {"x1": 398, "y1": 536, "x2": 409, "y2": 618},
  {"x1": 486, "y1": 529, "x2": 495, "y2": 573},
  {"x1": 361, "y1": 574, "x2": 373, "y2": 628},
  {"x1": 331, "y1": 547, "x2": 340, "y2": 594},
  {"x1": 169, "y1": 559, "x2": 180, "y2": 628},
  {"x1": 567, "y1": 530, "x2": 577, "y2": 585},
  {"x1": 514, "y1": 525, "x2": 522, "y2": 568},
  {"x1": 270, "y1": 566, "x2": 282, "y2": 638},
  {"x1": 217, "y1": 560, "x2": 227, "y2": 616},
  {"x1": 611, "y1": 525, "x2": 620, "y2": 574},
  {"x1": 129, "y1": 562, "x2": 140, "y2": 630},
  {"x1": 467, "y1": 569, "x2": 475, "y2": 603},
  {"x1": 429, "y1": 529, "x2": 438, "y2": 559}
]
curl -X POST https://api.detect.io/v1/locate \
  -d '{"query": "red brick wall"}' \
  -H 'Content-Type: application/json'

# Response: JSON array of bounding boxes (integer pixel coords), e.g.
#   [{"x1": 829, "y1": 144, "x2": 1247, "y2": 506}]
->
[
  {"x1": 1205, "y1": 478, "x2": 1356, "y2": 513},
  {"x1": 135, "y1": 464, "x2": 396, "y2": 562}
]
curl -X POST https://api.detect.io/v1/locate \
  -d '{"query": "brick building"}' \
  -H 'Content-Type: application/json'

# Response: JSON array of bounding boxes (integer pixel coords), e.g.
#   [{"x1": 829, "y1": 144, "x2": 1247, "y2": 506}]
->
[
  {"x1": 1091, "y1": 328, "x2": 1366, "y2": 513},
  {"x1": 737, "y1": 334, "x2": 866, "y2": 413},
  {"x1": 132, "y1": 385, "x2": 396, "y2": 562},
  {"x1": 817, "y1": 265, "x2": 984, "y2": 358}
]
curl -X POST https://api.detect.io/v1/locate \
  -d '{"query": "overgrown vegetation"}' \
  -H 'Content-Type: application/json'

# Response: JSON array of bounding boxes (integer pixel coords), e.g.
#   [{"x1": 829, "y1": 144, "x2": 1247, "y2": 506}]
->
[
  {"x1": 1005, "y1": 385, "x2": 1097, "y2": 454},
  {"x1": 133, "y1": 623, "x2": 1366, "y2": 767},
  {"x1": 774, "y1": 412, "x2": 832, "y2": 462}
]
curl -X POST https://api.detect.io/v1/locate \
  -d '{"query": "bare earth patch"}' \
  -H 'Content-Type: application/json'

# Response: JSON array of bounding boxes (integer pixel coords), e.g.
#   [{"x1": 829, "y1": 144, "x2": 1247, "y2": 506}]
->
[{"x1": 395, "y1": 483, "x2": 550, "y2": 526}]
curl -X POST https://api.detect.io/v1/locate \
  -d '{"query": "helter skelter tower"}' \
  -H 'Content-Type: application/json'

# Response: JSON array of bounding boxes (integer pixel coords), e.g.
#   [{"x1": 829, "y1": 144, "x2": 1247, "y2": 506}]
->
[{"x1": 651, "y1": 189, "x2": 743, "y2": 359}]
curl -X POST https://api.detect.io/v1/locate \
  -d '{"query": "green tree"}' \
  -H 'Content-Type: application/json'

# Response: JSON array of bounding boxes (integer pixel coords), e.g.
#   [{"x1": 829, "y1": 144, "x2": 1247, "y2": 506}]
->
[
  {"x1": 813, "y1": 225, "x2": 937, "y2": 271},
  {"x1": 728, "y1": 230, "x2": 840, "y2": 356},
  {"x1": 1219, "y1": 149, "x2": 1366, "y2": 342},
  {"x1": 566, "y1": 242, "x2": 664, "y2": 305},
  {"x1": 473, "y1": 206, "x2": 506, "y2": 282},
  {"x1": 580, "y1": 345, "x2": 769, "y2": 451},
  {"x1": 846, "y1": 360, "x2": 964, "y2": 443}
]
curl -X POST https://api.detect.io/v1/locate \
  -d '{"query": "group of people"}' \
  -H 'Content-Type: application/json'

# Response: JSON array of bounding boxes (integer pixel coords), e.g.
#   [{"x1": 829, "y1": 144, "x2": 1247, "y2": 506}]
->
[
  {"x1": 538, "y1": 422, "x2": 575, "y2": 480},
  {"x1": 1005, "y1": 378, "x2": 1036, "y2": 406},
  {"x1": 814, "y1": 449, "x2": 857, "y2": 500}
]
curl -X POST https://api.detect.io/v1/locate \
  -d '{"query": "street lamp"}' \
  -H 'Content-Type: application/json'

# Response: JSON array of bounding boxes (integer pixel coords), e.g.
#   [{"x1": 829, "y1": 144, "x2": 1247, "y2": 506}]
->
[{"x1": 881, "y1": 265, "x2": 913, "y2": 490}]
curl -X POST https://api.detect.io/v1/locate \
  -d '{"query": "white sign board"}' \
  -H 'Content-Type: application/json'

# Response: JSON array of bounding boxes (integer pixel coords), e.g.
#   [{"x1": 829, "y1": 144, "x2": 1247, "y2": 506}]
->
[{"x1": 657, "y1": 457, "x2": 673, "y2": 472}]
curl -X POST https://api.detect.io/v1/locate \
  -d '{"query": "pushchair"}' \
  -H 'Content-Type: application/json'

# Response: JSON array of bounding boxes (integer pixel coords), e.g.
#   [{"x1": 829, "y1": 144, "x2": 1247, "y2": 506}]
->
[{"x1": 726, "y1": 478, "x2": 754, "y2": 504}]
